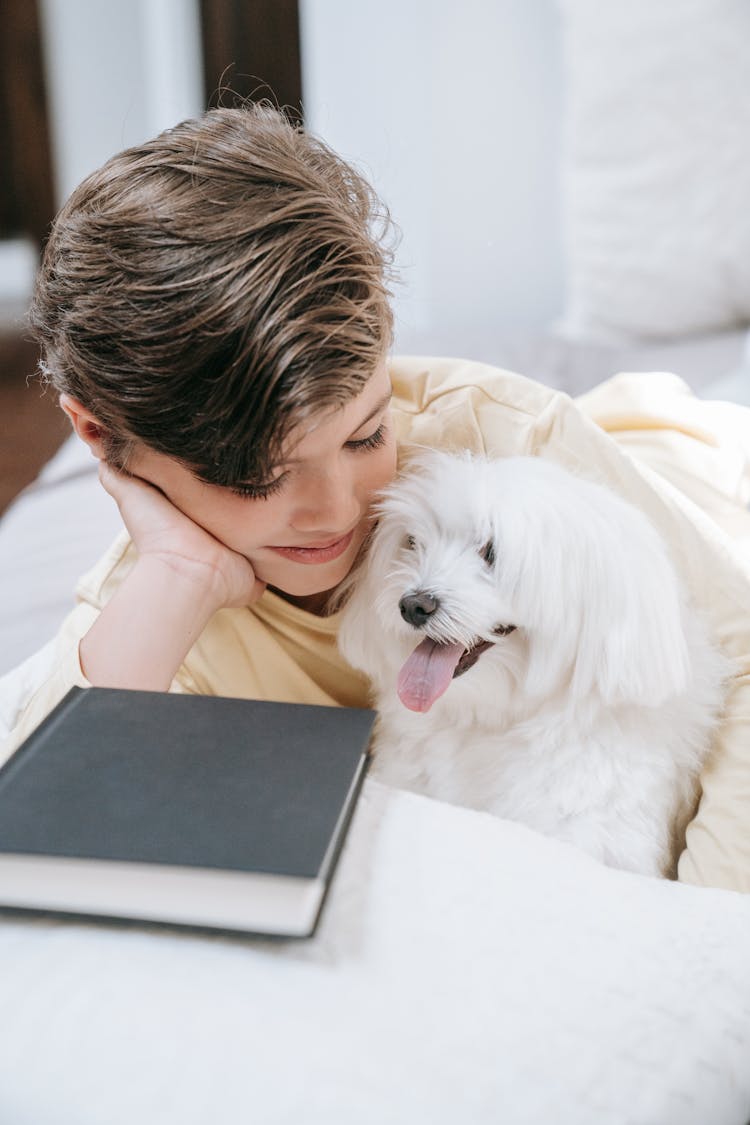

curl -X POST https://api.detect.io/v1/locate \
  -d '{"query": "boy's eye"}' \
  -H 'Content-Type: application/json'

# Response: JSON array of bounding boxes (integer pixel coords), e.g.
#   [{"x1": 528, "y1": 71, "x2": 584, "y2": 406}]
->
[
  {"x1": 346, "y1": 422, "x2": 387, "y2": 452},
  {"x1": 228, "y1": 420, "x2": 388, "y2": 500},
  {"x1": 230, "y1": 473, "x2": 288, "y2": 501}
]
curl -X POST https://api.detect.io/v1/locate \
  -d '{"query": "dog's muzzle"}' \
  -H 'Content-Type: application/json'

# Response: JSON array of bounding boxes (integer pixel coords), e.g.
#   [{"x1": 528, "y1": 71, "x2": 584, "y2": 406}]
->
[
  {"x1": 399, "y1": 591, "x2": 439, "y2": 627},
  {"x1": 399, "y1": 591, "x2": 516, "y2": 646},
  {"x1": 396, "y1": 613, "x2": 519, "y2": 712}
]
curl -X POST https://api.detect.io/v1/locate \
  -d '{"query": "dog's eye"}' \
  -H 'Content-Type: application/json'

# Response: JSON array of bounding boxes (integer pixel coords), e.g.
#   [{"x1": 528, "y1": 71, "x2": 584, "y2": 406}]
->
[
  {"x1": 405, "y1": 535, "x2": 417, "y2": 550},
  {"x1": 480, "y1": 540, "x2": 496, "y2": 567}
]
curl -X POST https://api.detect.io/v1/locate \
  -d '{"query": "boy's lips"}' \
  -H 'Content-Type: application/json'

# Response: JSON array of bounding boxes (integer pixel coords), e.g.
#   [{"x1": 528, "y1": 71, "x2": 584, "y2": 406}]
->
[{"x1": 267, "y1": 527, "x2": 357, "y2": 564}]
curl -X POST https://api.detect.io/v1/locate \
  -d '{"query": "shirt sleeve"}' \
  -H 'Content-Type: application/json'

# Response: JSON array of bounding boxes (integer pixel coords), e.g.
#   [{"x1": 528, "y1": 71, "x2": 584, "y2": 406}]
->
[
  {"x1": 0, "y1": 604, "x2": 200, "y2": 768},
  {"x1": 534, "y1": 376, "x2": 750, "y2": 893},
  {"x1": 574, "y1": 372, "x2": 750, "y2": 893},
  {"x1": 0, "y1": 602, "x2": 97, "y2": 767}
]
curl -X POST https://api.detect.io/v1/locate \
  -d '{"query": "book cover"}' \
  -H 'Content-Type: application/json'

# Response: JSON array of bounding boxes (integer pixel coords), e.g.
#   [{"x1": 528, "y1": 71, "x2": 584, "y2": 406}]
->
[{"x1": 0, "y1": 687, "x2": 374, "y2": 938}]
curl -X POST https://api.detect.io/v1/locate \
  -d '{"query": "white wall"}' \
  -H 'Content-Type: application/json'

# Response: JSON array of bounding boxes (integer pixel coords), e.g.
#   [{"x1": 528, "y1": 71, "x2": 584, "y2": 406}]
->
[
  {"x1": 7, "y1": 1, "x2": 565, "y2": 358},
  {"x1": 1, "y1": 0, "x2": 204, "y2": 311},
  {"x1": 300, "y1": 0, "x2": 565, "y2": 363},
  {"x1": 38, "y1": 0, "x2": 204, "y2": 207}
]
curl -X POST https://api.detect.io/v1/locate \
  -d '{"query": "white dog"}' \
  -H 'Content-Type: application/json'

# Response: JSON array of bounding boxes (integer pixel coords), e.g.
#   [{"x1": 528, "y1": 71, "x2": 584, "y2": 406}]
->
[{"x1": 338, "y1": 450, "x2": 728, "y2": 877}]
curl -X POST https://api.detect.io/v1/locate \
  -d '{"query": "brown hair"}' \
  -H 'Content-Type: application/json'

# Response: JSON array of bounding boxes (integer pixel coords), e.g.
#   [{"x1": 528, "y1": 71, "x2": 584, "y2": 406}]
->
[{"x1": 29, "y1": 103, "x2": 395, "y2": 487}]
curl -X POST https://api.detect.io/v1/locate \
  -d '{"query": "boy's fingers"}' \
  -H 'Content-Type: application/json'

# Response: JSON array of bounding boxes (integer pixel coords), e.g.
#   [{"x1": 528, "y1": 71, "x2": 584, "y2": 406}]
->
[
  {"x1": 98, "y1": 460, "x2": 133, "y2": 500},
  {"x1": 98, "y1": 461, "x2": 158, "y2": 507},
  {"x1": 97, "y1": 460, "x2": 118, "y2": 496}
]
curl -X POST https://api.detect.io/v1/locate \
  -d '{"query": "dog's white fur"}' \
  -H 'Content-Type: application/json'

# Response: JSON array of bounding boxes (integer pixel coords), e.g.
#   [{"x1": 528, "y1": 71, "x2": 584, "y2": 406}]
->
[{"x1": 338, "y1": 450, "x2": 728, "y2": 877}]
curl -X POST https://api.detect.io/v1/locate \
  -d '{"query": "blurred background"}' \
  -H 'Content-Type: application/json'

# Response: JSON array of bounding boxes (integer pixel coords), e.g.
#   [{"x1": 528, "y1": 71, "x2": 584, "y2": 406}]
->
[{"x1": 2, "y1": 0, "x2": 750, "y2": 518}]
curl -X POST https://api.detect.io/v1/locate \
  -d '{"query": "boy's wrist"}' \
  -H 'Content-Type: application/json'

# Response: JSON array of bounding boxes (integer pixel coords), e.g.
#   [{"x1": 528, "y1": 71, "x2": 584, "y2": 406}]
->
[
  {"x1": 134, "y1": 551, "x2": 231, "y2": 617},
  {"x1": 79, "y1": 553, "x2": 225, "y2": 692}
]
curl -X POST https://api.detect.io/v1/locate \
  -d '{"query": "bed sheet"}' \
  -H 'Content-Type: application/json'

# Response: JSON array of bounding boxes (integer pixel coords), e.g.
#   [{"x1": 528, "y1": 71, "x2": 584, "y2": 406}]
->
[{"x1": 0, "y1": 779, "x2": 748, "y2": 1125}]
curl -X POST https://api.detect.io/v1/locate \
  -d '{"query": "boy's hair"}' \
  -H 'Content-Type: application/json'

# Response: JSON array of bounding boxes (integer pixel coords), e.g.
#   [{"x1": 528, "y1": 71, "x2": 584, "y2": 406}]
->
[{"x1": 29, "y1": 103, "x2": 395, "y2": 487}]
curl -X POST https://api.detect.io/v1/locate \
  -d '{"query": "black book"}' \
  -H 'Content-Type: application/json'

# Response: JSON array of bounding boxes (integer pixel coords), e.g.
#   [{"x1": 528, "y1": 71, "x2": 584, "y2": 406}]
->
[{"x1": 0, "y1": 687, "x2": 374, "y2": 938}]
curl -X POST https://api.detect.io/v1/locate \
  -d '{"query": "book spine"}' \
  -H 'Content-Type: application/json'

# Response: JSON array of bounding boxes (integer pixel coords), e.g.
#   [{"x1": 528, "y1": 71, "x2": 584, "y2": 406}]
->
[
  {"x1": 0, "y1": 686, "x2": 84, "y2": 787},
  {"x1": 323, "y1": 750, "x2": 370, "y2": 880},
  {"x1": 308, "y1": 751, "x2": 370, "y2": 937}
]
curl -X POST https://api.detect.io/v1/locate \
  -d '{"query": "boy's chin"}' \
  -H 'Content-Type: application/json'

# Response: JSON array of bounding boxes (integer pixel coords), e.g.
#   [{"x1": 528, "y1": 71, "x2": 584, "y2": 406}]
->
[
  {"x1": 254, "y1": 530, "x2": 365, "y2": 599},
  {"x1": 258, "y1": 555, "x2": 355, "y2": 601}
]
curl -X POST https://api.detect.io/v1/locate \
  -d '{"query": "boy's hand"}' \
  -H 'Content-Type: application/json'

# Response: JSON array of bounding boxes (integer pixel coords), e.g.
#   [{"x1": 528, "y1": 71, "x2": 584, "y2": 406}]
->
[{"x1": 98, "y1": 462, "x2": 265, "y2": 610}]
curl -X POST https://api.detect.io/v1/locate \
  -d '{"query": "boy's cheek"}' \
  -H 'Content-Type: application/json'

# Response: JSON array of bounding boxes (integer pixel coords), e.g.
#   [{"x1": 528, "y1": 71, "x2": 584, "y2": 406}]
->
[{"x1": 374, "y1": 438, "x2": 398, "y2": 492}]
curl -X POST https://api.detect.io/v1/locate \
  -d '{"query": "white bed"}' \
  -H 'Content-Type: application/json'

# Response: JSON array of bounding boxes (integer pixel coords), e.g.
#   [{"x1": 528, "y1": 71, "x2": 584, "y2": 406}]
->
[{"x1": 0, "y1": 778, "x2": 748, "y2": 1125}]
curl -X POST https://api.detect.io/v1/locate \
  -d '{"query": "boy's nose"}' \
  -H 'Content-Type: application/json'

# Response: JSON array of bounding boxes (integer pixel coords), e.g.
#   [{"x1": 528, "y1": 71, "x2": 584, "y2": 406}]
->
[{"x1": 295, "y1": 471, "x2": 360, "y2": 532}]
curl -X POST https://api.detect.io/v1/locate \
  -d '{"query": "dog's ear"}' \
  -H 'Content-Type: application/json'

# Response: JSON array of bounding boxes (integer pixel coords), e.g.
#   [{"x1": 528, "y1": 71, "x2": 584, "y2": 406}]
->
[
  {"x1": 337, "y1": 517, "x2": 401, "y2": 677},
  {"x1": 336, "y1": 552, "x2": 378, "y2": 675},
  {"x1": 573, "y1": 503, "x2": 691, "y2": 708}
]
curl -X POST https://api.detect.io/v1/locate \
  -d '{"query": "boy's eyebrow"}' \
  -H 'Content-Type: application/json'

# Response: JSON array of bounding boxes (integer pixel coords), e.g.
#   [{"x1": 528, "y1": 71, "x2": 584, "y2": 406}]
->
[
  {"x1": 350, "y1": 391, "x2": 393, "y2": 433},
  {"x1": 281, "y1": 391, "x2": 393, "y2": 466}
]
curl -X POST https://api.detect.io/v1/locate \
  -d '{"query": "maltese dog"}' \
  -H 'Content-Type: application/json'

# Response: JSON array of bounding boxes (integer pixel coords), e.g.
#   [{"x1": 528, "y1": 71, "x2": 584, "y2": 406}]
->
[{"x1": 338, "y1": 450, "x2": 728, "y2": 877}]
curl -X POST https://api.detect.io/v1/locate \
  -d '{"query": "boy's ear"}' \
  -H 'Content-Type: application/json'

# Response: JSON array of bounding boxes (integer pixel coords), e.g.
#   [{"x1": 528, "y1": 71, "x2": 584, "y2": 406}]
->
[{"x1": 59, "y1": 394, "x2": 108, "y2": 459}]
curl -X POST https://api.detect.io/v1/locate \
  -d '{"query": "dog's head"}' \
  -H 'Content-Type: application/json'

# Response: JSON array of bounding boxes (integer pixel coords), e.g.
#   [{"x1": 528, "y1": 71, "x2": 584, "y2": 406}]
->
[{"x1": 338, "y1": 449, "x2": 691, "y2": 713}]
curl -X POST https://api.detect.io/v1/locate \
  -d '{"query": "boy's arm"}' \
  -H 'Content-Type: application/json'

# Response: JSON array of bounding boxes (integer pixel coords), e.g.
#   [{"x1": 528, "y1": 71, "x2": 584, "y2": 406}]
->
[
  {"x1": 78, "y1": 555, "x2": 226, "y2": 691},
  {"x1": 78, "y1": 464, "x2": 264, "y2": 691},
  {"x1": 1, "y1": 464, "x2": 264, "y2": 762}
]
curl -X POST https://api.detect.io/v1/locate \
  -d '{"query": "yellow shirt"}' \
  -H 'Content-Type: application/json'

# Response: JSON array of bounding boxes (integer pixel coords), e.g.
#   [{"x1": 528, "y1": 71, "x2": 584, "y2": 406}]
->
[{"x1": 4, "y1": 356, "x2": 750, "y2": 892}]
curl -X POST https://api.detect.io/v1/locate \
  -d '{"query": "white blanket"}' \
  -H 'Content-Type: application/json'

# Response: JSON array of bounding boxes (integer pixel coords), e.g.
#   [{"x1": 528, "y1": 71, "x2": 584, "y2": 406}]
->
[{"x1": 0, "y1": 780, "x2": 748, "y2": 1124}]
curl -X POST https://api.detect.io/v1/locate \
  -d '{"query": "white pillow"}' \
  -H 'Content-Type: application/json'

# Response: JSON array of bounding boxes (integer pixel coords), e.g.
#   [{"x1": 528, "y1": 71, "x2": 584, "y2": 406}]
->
[{"x1": 560, "y1": 0, "x2": 750, "y2": 342}]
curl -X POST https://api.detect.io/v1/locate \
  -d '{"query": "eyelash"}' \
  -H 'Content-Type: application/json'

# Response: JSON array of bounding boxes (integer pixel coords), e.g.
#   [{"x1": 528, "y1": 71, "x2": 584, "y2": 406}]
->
[
  {"x1": 229, "y1": 422, "x2": 389, "y2": 501},
  {"x1": 230, "y1": 477, "x2": 287, "y2": 501},
  {"x1": 348, "y1": 422, "x2": 387, "y2": 452}
]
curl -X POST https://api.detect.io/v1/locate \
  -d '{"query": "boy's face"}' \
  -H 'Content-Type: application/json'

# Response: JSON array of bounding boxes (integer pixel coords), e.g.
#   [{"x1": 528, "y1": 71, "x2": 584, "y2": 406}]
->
[{"x1": 127, "y1": 362, "x2": 397, "y2": 603}]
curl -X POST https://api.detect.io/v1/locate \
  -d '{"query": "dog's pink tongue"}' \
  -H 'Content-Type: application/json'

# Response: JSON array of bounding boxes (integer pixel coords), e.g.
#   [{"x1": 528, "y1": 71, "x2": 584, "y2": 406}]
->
[{"x1": 397, "y1": 638, "x2": 465, "y2": 712}]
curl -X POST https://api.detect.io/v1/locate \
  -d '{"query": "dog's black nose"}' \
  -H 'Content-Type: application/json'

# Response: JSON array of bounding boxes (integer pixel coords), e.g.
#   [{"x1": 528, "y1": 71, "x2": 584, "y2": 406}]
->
[{"x1": 399, "y1": 591, "x2": 440, "y2": 627}]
